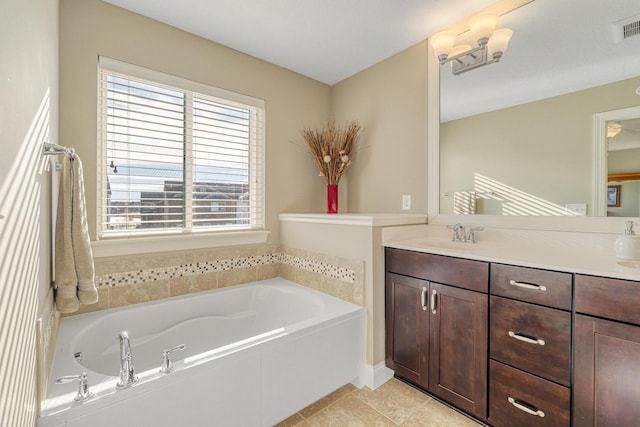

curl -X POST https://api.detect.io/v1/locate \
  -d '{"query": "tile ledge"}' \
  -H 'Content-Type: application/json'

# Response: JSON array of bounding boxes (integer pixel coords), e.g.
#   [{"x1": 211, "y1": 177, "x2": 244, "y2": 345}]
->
[
  {"x1": 279, "y1": 213, "x2": 427, "y2": 227},
  {"x1": 92, "y1": 230, "x2": 270, "y2": 258}
]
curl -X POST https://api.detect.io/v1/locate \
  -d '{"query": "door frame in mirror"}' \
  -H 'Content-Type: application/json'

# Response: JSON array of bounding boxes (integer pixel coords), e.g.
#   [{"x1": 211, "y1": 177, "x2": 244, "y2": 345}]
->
[{"x1": 593, "y1": 105, "x2": 640, "y2": 216}]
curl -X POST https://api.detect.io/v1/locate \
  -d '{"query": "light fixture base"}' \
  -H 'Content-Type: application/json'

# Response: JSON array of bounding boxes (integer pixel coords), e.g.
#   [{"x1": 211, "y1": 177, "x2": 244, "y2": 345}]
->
[{"x1": 451, "y1": 47, "x2": 488, "y2": 75}]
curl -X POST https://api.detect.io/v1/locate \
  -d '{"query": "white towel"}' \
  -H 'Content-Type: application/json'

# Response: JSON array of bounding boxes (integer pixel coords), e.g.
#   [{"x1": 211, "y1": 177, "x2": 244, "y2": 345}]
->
[
  {"x1": 453, "y1": 191, "x2": 477, "y2": 215},
  {"x1": 54, "y1": 153, "x2": 98, "y2": 313}
]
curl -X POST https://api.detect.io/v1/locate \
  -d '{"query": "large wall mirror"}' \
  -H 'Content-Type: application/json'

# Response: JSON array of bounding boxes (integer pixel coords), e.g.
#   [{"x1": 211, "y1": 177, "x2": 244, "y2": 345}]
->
[{"x1": 429, "y1": 0, "x2": 640, "y2": 229}]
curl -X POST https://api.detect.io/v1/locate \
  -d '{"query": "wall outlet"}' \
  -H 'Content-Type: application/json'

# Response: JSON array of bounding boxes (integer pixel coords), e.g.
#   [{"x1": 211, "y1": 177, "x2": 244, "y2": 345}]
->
[{"x1": 402, "y1": 195, "x2": 411, "y2": 210}]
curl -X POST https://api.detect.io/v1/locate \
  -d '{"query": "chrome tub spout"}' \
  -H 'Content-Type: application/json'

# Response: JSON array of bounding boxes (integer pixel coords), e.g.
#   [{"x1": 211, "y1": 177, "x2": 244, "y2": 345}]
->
[{"x1": 117, "y1": 331, "x2": 138, "y2": 388}]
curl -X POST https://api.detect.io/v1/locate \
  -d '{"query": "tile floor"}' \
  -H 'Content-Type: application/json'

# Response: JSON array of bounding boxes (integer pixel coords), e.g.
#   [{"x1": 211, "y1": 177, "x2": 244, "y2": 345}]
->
[{"x1": 275, "y1": 378, "x2": 483, "y2": 427}]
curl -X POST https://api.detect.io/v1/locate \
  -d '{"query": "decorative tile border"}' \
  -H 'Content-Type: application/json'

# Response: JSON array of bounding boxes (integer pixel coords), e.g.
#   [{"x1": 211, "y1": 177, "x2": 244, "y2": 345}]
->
[
  {"x1": 96, "y1": 251, "x2": 355, "y2": 287},
  {"x1": 281, "y1": 253, "x2": 356, "y2": 283}
]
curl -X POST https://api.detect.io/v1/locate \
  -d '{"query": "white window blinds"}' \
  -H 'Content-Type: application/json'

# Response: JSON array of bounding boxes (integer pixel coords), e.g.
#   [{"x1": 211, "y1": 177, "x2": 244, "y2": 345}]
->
[{"x1": 98, "y1": 57, "x2": 265, "y2": 237}]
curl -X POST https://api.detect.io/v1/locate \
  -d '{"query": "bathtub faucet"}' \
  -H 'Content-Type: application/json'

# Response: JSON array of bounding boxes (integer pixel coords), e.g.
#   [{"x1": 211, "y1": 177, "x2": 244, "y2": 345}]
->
[{"x1": 116, "y1": 331, "x2": 138, "y2": 389}]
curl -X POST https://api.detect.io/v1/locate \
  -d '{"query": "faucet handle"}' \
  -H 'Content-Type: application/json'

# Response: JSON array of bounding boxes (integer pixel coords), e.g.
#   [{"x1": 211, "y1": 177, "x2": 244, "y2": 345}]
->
[
  {"x1": 446, "y1": 223, "x2": 465, "y2": 241},
  {"x1": 56, "y1": 372, "x2": 93, "y2": 402},
  {"x1": 160, "y1": 344, "x2": 186, "y2": 374},
  {"x1": 625, "y1": 220, "x2": 638, "y2": 235},
  {"x1": 466, "y1": 226, "x2": 484, "y2": 243}
]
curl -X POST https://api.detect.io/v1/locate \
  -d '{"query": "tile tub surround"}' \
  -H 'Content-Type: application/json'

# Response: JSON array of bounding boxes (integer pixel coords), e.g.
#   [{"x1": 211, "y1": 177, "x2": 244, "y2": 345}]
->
[
  {"x1": 66, "y1": 245, "x2": 363, "y2": 315},
  {"x1": 276, "y1": 379, "x2": 482, "y2": 427},
  {"x1": 280, "y1": 247, "x2": 364, "y2": 306},
  {"x1": 36, "y1": 289, "x2": 60, "y2": 416}
]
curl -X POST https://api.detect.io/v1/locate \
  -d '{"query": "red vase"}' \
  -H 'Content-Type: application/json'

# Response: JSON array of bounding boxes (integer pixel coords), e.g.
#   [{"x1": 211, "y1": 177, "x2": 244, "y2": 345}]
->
[{"x1": 327, "y1": 184, "x2": 338, "y2": 214}]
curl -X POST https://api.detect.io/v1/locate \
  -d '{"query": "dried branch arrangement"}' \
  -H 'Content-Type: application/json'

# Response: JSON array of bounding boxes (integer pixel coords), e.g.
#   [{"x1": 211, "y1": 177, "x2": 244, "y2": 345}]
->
[{"x1": 302, "y1": 120, "x2": 361, "y2": 185}]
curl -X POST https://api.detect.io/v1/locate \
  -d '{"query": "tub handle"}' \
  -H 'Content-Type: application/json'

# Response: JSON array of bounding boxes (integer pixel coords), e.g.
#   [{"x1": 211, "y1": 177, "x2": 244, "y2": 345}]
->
[
  {"x1": 160, "y1": 344, "x2": 186, "y2": 374},
  {"x1": 56, "y1": 372, "x2": 93, "y2": 402}
]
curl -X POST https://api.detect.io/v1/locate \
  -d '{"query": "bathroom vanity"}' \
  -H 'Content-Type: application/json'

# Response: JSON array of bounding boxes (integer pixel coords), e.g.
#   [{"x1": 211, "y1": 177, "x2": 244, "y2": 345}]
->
[{"x1": 384, "y1": 233, "x2": 640, "y2": 427}]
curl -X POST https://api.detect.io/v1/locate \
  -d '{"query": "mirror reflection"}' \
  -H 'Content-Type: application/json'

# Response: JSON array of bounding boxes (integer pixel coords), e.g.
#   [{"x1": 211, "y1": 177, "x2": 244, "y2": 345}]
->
[
  {"x1": 608, "y1": 117, "x2": 640, "y2": 217},
  {"x1": 438, "y1": 0, "x2": 640, "y2": 217}
]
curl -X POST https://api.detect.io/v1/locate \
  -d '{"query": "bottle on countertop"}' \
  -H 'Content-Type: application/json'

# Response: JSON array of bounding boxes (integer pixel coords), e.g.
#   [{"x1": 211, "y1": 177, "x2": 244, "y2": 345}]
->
[{"x1": 615, "y1": 220, "x2": 640, "y2": 260}]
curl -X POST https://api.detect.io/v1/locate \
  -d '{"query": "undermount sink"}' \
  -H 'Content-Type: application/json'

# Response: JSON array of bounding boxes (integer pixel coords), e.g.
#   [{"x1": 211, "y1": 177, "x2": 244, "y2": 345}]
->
[{"x1": 617, "y1": 260, "x2": 640, "y2": 270}]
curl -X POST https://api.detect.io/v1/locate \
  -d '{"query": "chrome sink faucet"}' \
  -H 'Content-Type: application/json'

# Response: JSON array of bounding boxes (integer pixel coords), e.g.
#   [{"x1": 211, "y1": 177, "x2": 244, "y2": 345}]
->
[
  {"x1": 117, "y1": 331, "x2": 138, "y2": 389},
  {"x1": 448, "y1": 223, "x2": 483, "y2": 243}
]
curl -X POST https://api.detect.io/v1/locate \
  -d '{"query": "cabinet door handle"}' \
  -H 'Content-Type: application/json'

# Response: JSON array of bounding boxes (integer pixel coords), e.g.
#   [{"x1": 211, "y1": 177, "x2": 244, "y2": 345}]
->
[
  {"x1": 508, "y1": 331, "x2": 545, "y2": 346},
  {"x1": 430, "y1": 289, "x2": 437, "y2": 314},
  {"x1": 509, "y1": 280, "x2": 547, "y2": 292},
  {"x1": 508, "y1": 397, "x2": 545, "y2": 418},
  {"x1": 421, "y1": 287, "x2": 427, "y2": 311}
]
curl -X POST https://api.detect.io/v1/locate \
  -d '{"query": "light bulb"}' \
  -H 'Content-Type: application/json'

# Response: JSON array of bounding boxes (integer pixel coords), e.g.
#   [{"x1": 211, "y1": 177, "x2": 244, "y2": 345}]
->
[
  {"x1": 488, "y1": 28, "x2": 513, "y2": 60},
  {"x1": 469, "y1": 13, "x2": 498, "y2": 46},
  {"x1": 430, "y1": 31, "x2": 457, "y2": 62}
]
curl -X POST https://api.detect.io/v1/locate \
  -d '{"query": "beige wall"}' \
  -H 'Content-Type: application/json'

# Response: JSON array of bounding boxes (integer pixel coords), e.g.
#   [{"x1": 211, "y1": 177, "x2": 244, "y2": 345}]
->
[
  {"x1": 331, "y1": 41, "x2": 430, "y2": 214},
  {"x1": 0, "y1": 0, "x2": 58, "y2": 425},
  {"x1": 59, "y1": 0, "x2": 332, "y2": 243},
  {"x1": 440, "y1": 77, "x2": 640, "y2": 216}
]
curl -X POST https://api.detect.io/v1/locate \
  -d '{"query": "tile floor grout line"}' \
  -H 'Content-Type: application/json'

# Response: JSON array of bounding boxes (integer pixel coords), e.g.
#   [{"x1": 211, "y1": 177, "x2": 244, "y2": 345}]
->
[
  {"x1": 298, "y1": 387, "x2": 356, "y2": 423},
  {"x1": 396, "y1": 398, "x2": 433, "y2": 427},
  {"x1": 350, "y1": 392, "x2": 403, "y2": 426}
]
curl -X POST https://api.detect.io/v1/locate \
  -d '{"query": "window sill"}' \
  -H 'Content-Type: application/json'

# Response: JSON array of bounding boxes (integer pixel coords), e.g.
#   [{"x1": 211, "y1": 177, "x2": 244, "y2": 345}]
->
[{"x1": 91, "y1": 230, "x2": 270, "y2": 258}]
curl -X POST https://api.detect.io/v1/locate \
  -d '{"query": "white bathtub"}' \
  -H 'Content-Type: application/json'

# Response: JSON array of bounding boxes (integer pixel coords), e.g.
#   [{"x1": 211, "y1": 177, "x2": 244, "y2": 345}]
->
[{"x1": 39, "y1": 278, "x2": 365, "y2": 427}]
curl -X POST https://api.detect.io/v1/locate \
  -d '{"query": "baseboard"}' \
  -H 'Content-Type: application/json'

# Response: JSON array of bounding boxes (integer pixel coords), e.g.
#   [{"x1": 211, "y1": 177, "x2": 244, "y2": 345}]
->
[{"x1": 354, "y1": 362, "x2": 394, "y2": 390}]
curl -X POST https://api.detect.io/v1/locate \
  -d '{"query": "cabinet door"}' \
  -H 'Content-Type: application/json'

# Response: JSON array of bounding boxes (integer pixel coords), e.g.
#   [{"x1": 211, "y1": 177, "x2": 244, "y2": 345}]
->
[
  {"x1": 429, "y1": 282, "x2": 488, "y2": 420},
  {"x1": 574, "y1": 314, "x2": 640, "y2": 427},
  {"x1": 385, "y1": 273, "x2": 429, "y2": 388}
]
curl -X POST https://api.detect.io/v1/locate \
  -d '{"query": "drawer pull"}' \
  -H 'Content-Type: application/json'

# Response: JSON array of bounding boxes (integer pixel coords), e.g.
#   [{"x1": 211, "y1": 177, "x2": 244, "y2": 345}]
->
[
  {"x1": 430, "y1": 289, "x2": 437, "y2": 314},
  {"x1": 421, "y1": 287, "x2": 427, "y2": 311},
  {"x1": 509, "y1": 280, "x2": 547, "y2": 291},
  {"x1": 508, "y1": 331, "x2": 545, "y2": 346},
  {"x1": 508, "y1": 397, "x2": 545, "y2": 418}
]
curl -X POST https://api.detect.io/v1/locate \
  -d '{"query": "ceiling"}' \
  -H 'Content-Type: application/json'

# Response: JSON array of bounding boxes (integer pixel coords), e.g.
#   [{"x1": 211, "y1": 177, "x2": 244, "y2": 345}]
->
[
  {"x1": 610, "y1": 118, "x2": 640, "y2": 151},
  {"x1": 440, "y1": 0, "x2": 640, "y2": 121},
  {"x1": 102, "y1": 0, "x2": 495, "y2": 85},
  {"x1": 103, "y1": 0, "x2": 640, "y2": 119}
]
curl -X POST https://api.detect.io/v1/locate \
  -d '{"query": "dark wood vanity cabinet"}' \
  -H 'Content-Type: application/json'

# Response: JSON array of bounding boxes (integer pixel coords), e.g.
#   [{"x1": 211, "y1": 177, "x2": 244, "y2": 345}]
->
[
  {"x1": 488, "y1": 264, "x2": 573, "y2": 427},
  {"x1": 386, "y1": 247, "x2": 640, "y2": 426},
  {"x1": 574, "y1": 274, "x2": 640, "y2": 427},
  {"x1": 385, "y1": 248, "x2": 489, "y2": 420}
]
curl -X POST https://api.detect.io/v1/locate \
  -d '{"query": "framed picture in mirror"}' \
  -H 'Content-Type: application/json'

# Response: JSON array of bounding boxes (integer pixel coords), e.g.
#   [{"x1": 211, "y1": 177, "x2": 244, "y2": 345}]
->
[{"x1": 607, "y1": 185, "x2": 621, "y2": 208}]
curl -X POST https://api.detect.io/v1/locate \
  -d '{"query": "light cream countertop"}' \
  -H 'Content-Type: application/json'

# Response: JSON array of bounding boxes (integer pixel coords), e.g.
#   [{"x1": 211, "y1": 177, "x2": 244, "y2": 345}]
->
[{"x1": 382, "y1": 225, "x2": 640, "y2": 282}]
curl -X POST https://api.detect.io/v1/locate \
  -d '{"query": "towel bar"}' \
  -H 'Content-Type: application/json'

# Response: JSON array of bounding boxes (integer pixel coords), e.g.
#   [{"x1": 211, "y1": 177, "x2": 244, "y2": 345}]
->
[{"x1": 42, "y1": 141, "x2": 75, "y2": 171}]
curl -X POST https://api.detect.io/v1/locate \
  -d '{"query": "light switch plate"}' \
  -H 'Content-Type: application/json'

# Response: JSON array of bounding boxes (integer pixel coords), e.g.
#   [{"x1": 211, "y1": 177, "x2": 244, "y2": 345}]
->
[{"x1": 566, "y1": 203, "x2": 587, "y2": 216}]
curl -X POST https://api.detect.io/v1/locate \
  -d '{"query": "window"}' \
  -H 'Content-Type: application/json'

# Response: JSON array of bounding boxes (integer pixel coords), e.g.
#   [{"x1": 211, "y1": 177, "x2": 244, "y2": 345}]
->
[{"x1": 97, "y1": 57, "x2": 264, "y2": 239}]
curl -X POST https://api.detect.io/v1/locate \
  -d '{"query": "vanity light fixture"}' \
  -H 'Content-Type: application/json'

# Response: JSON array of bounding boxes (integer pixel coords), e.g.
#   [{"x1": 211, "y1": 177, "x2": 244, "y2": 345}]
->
[{"x1": 431, "y1": 13, "x2": 513, "y2": 75}]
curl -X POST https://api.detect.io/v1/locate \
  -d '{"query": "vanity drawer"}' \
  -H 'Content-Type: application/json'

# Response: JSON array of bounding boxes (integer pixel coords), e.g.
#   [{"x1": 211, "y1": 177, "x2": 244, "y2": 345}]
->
[
  {"x1": 385, "y1": 248, "x2": 488, "y2": 293},
  {"x1": 489, "y1": 360, "x2": 570, "y2": 427},
  {"x1": 490, "y1": 296, "x2": 571, "y2": 386},
  {"x1": 491, "y1": 264, "x2": 572, "y2": 310},
  {"x1": 575, "y1": 274, "x2": 640, "y2": 326}
]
